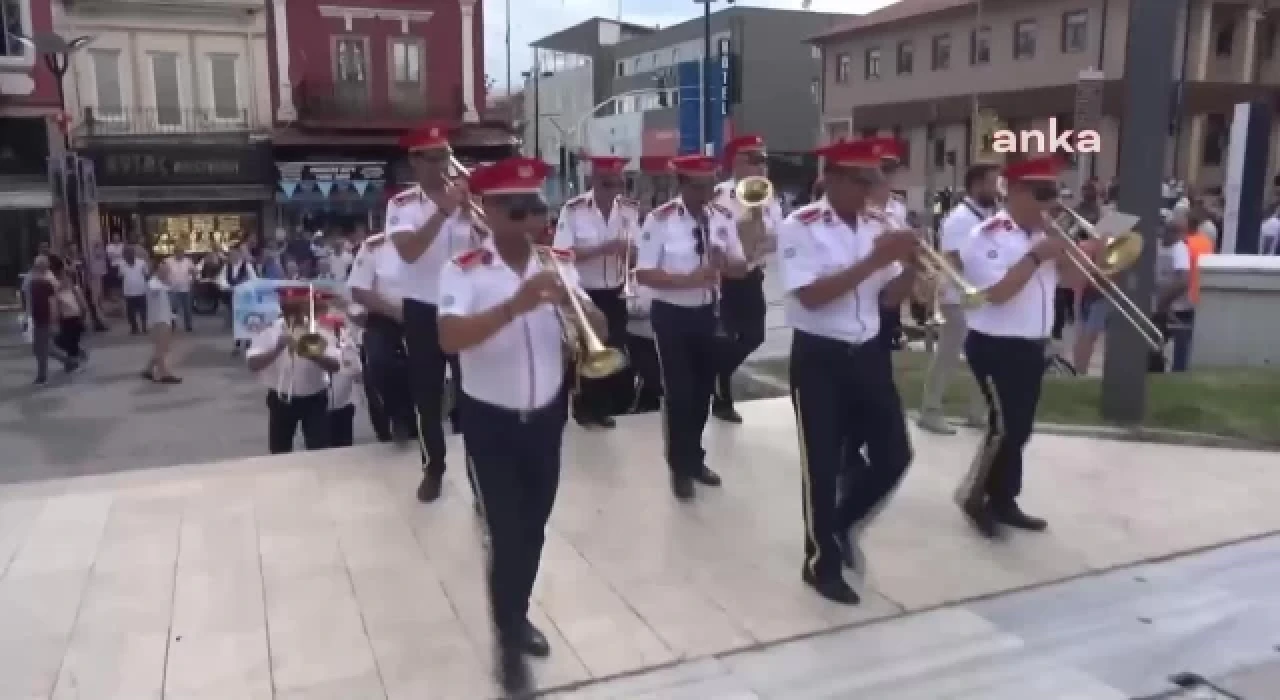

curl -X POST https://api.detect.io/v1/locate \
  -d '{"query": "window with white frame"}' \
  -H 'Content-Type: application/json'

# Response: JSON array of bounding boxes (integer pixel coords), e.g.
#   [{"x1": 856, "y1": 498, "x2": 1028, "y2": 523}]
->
[
  {"x1": 208, "y1": 53, "x2": 239, "y2": 119},
  {"x1": 1, "y1": 0, "x2": 30, "y2": 60},
  {"x1": 89, "y1": 49, "x2": 124, "y2": 118},
  {"x1": 390, "y1": 39, "x2": 422, "y2": 85},
  {"x1": 335, "y1": 38, "x2": 368, "y2": 83},
  {"x1": 149, "y1": 51, "x2": 183, "y2": 127}
]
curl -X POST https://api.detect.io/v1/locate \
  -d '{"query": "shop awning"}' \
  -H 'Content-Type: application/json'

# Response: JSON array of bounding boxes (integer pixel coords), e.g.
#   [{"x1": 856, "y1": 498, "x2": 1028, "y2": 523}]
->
[
  {"x1": 0, "y1": 181, "x2": 53, "y2": 209},
  {"x1": 96, "y1": 185, "x2": 274, "y2": 203}
]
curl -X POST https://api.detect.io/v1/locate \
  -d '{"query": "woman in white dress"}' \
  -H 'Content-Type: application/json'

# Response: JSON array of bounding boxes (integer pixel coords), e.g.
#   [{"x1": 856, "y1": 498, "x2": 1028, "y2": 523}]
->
[{"x1": 143, "y1": 257, "x2": 182, "y2": 383}]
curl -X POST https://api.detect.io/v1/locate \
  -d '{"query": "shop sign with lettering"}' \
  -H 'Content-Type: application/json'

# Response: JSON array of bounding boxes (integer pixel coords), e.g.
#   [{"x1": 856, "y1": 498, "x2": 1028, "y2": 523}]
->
[{"x1": 86, "y1": 144, "x2": 273, "y2": 187}]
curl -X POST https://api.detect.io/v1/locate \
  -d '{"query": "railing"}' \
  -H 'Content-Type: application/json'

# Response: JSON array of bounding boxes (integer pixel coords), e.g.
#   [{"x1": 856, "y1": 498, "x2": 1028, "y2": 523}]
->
[
  {"x1": 294, "y1": 81, "x2": 464, "y2": 127},
  {"x1": 79, "y1": 107, "x2": 252, "y2": 136}
]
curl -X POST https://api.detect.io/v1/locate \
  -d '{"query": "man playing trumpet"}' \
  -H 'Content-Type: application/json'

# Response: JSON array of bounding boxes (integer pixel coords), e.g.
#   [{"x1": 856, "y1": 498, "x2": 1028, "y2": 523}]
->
[
  {"x1": 554, "y1": 155, "x2": 641, "y2": 428},
  {"x1": 711, "y1": 134, "x2": 783, "y2": 424}
]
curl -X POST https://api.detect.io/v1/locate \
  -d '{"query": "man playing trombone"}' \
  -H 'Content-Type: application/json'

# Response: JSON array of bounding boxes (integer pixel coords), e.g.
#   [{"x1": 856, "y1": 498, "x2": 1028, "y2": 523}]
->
[
  {"x1": 436, "y1": 157, "x2": 607, "y2": 695},
  {"x1": 385, "y1": 122, "x2": 478, "y2": 504},
  {"x1": 635, "y1": 155, "x2": 749, "y2": 501},
  {"x1": 553, "y1": 155, "x2": 641, "y2": 428},
  {"x1": 954, "y1": 156, "x2": 1070, "y2": 538},
  {"x1": 711, "y1": 134, "x2": 782, "y2": 424},
  {"x1": 778, "y1": 139, "x2": 919, "y2": 604},
  {"x1": 918, "y1": 163, "x2": 1002, "y2": 434}
]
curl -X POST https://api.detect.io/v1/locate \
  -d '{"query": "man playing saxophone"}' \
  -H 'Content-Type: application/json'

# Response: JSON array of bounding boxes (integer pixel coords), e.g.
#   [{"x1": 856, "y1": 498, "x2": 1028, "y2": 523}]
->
[{"x1": 711, "y1": 134, "x2": 783, "y2": 424}]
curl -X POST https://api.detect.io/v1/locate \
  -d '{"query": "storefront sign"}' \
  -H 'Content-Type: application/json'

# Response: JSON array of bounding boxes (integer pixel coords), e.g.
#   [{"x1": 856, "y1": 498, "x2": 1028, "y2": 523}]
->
[
  {"x1": 276, "y1": 161, "x2": 385, "y2": 182},
  {"x1": 86, "y1": 144, "x2": 273, "y2": 187}
]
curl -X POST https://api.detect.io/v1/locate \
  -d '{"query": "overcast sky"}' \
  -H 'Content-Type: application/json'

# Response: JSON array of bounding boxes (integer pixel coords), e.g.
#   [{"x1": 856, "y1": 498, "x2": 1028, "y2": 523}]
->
[{"x1": 483, "y1": 0, "x2": 898, "y2": 93}]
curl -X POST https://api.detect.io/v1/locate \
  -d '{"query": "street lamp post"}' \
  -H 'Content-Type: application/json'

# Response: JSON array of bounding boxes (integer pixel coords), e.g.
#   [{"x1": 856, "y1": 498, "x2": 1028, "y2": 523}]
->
[{"x1": 693, "y1": 0, "x2": 735, "y2": 156}]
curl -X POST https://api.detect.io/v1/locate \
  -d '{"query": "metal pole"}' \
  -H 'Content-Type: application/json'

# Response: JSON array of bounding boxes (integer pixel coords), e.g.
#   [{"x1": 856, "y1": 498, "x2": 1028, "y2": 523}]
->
[
  {"x1": 533, "y1": 65, "x2": 541, "y2": 161},
  {"x1": 48, "y1": 54, "x2": 84, "y2": 253},
  {"x1": 1100, "y1": 0, "x2": 1181, "y2": 424},
  {"x1": 505, "y1": 0, "x2": 511, "y2": 97},
  {"x1": 702, "y1": 0, "x2": 712, "y2": 155}
]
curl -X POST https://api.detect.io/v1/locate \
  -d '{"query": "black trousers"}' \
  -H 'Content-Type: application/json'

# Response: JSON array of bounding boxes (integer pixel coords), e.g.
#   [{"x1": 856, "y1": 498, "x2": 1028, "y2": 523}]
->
[
  {"x1": 461, "y1": 388, "x2": 568, "y2": 646},
  {"x1": 878, "y1": 306, "x2": 903, "y2": 349},
  {"x1": 790, "y1": 331, "x2": 912, "y2": 581},
  {"x1": 329, "y1": 404, "x2": 355, "y2": 448},
  {"x1": 715, "y1": 268, "x2": 767, "y2": 406},
  {"x1": 267, "y1": 390, "x2": 330, "y2": 454},
  {"x1": 363, "y1": 314, "x2": 416, "y2": 441},
  {"x1": 124, "y1": 295, "x2": 147, "y2": 333},
  {"x1": 651, "y1": 301, "x2": 720, "y2": 478},
  {"x1": 574, "y1": 286, "x2": 630, "y2": 420},
  {"x1": 55, "y1": 317, "x2": 86, "y2": 359},
  {"x1": 958, "y1": 331, "x2": 1047, "y2": 509},
  {"x1": 1052, "y1": 288, "x2": 1075, "y2": 340},
  {"x1": 358, "y1": 344, "x2": 391, "y2": 441},
  {"x1": 404, "y1": 299, "x2": 462, "y2": 472}
]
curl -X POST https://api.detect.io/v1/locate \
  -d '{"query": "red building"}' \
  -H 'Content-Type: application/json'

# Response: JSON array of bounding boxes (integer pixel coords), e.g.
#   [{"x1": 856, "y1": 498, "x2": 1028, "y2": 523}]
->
[
  {"x1": 266, "y1": 0, "x2": 515, "y2": 233},
  {"x1": 1, "y1": 0, "x2": 64, "y2": 286}
]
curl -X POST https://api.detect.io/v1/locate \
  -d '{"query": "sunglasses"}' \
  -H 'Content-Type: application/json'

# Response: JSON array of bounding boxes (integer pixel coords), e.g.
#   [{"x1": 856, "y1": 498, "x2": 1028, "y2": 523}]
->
[
  {"x1": 596, "y1": 178, "x2": 625, "y2": 189},
  {"x1": 741, "y1": 151, "x2": 768, "y2": 165},
  {"x1": 490, "y1": 194, "x2": 549, "y2": 221},
  {"x1": 410, "y1": 150, "x2": 451, "y2": 163},
  {"x1": 1031, "y1": 184, "x2": 1060, "y2": 202}
]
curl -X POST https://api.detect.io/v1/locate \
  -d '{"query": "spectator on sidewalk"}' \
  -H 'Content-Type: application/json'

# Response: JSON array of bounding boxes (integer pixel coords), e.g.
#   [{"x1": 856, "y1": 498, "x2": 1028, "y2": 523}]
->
[
  {"x1": 167, "y1": 247, "x2": 196, "y2": 332},
  {"x1": 220, "y1": 247, "x2": 257, "y2": 355},
  {"x1": 28, "y1": 256, "x2": 79, "y2": 384},
  {"x1": 116, "y1": 245, "x2": 150, "y2": 334},
  {"x1": 49, "y1": 256, "x2": 90, "y2": 364},
  {"x1": 142, "y1": 258, "x2": 181, "y2": 384}
]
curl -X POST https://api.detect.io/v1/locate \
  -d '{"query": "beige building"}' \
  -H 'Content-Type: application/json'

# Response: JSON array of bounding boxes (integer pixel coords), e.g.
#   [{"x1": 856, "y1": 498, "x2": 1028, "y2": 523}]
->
[{"x1": 812, "y1": 0, "x2": 1278, "y2": 210}]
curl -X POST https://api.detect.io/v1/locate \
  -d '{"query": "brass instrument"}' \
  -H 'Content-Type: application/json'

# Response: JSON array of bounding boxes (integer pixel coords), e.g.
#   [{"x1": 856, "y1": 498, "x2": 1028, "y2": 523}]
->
[
  {"x1": 734, "y1": 175, "x2": 773, "y2": 262},
  {"x1": 1044, "y1": 206, "x2": 1163, "y2": 351},
  {"x1": 619, "y1": 213, "x2": 637, "y2": 299},
  {"x1": 277, "y1": 284, "x2": 329, "y2": 400},
  {"x1": 448, "y1": 156, "x2": 626, "y2": 380},
  {"x1": 898, "y1": 216, "x2": 985, "y2": 309},
  {"x1": 535, "y1": 246, "x2": 628, "y2": 379}
]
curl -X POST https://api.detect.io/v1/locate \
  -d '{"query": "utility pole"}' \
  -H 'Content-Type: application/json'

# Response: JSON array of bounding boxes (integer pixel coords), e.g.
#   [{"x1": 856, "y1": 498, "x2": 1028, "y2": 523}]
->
[
  {"x1": 701, "y1": 0, "x2": 713, "y2": 155},
  {"x1": 1100, "y1": 0, "x2": 1181, "y2": 424},
  {"x1": 505, "y1": 0, "x2": 512, "y2": 96}
]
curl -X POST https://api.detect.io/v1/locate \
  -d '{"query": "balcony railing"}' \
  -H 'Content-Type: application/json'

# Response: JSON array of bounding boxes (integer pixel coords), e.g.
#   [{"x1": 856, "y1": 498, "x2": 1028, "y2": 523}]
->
[
  {"x1": 294, "y1": 81, "x2": 464, "y2": 128},
  {"x1": 79, "y1": 107, "x2": 252, "y2": 137}
]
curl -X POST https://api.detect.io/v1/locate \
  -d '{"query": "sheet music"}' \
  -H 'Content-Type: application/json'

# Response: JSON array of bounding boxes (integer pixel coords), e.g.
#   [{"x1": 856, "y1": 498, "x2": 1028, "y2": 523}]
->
[{"x1": 1093, "y1": 212, "x2": 1140, "y2": 238}]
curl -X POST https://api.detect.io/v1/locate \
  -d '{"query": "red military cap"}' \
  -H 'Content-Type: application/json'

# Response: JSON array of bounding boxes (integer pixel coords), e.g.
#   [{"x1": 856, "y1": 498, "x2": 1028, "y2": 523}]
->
[
  {"x1": 814, "y1": 139, "x2": 883, "y2": 169},
  {"x1": 669, "y1": 154, "x2": 719, "y2": 178},
  {"x1": 398, "y1": 121, "x2": 452, "y2": 152},
  {"x1": 869, "y1": 137, "x2": 904, "y2": 164},
  {"x1": 587, "y1": 155, "x2": 629, "y2": 175},
  {"x1": 1003, "y1": 156, "x2": 1062, "y2": 183},
  {"x1": 317, "y1": 312, "x2": 345, "y2": 331},
  {"x1": 468, "y1": 157, "x2": 550, "y2": 196},
  {"x1": 723, "y1": 134, "x2": 765, "y2": 164},
  {"x1": 277, "y1": 285, "x2": 333, "y2": 304}
]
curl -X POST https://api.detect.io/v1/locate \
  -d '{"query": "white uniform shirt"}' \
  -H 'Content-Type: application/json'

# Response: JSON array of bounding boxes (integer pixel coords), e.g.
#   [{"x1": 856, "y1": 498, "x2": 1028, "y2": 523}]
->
[
  {"x1": 634, "y1": 197, "x2": 747, "y2": 308},
  {"x1": 713, "y1": 178, "x2": 783, "y2": 270},
  {"x1": 553, "y1": 190, "x2": 641, "y2": 289},
  {"x1": 777, "y1": 198, "x2": 905, "y2": 344},
  {"x1": 1259, "y1": 215, "x2": 1280, "y2": 255},
  {"x1": 247, "y1": 318, "x2": 341, "y2": 398},
  {"x1": 385, "y1": 185, "x2": 478, "y2": 304},
  {"x1": 329, "y1": 335, "x2": 362, "y2": 409},
  {"x1": 346, "y1": 235, "x2": 406, "y2": 310},
  {"x1": 960, "y1": 213, "x2": 1059, "y2": 340},
  {"x1": 437, "y1": 242, "x2": 588, "y2": 412},
  {"x1": 938, "y1": 198, "x2": 992, "y2": 305}
]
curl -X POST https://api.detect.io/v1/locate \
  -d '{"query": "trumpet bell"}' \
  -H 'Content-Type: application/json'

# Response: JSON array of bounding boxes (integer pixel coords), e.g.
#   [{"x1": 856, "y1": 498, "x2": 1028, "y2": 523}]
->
[
  {"x1": 295, "y1": 332, "x2": 328, "y2": 358},
  {"x1": 1098, "y1": 232, "x2": 1144, "y2": 273},
  {"x1": 579, "y1": 347, "x2": 629, "y2": 380},
  {"x1": 735, "y1": 175, "x2": 774, "y2": 207}
]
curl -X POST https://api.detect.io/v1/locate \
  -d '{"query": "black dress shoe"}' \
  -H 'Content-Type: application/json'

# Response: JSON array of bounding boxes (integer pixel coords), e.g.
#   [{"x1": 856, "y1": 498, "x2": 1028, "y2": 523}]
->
[
  {"x1": 960, "y1": 500, "x2": 1000, "y2": 539},
  {"x1": 992, "y1": 503, "x2": 1048, "y2": 532},
  {"x1": 713, "y1": 402, "x2": 743, "y2": 424},
  {"x1": 802, "y1": 570, "x2": 861, "y2": 605},
  {"x1": 597, "y1": 415, "x2": 617, "y2": 429},
  {"x1": 521, "y1": 621, "x2": 551, "y2": 658},
  {"x1": 671, "y1": 475, "x2": 695, "y2": 501},
  {"x1": 694, "y1": 466, "x2": 722, "y2": 487},
  {"x1": 496, "y1": 645, "x2": 533, "y2": 696},
  {"x1": 391, "y1": 422, "x2": 412, "y2": 446},
  {"x1": 417, "y1": 469, "x2": 443, "y2": 503}
]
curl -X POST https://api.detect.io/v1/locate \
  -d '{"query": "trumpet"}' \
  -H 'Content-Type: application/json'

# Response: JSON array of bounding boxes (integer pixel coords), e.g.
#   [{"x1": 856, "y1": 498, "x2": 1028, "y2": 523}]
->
[
  {"x1": 910, "y1": 228, "x2": 985, "y2": 309},
  {"x1": 734, "y1": 175, "x2": 773, "y2": 262},
  {"x1": 277, "y1": 284, "x2": 329, "y2": 400},
  {"x1": 1044, "y1": 206, "x2": 1163, "y2": 351},
  {"x1": 619, "y1": 215, "x2": 637, "y2": 299}
]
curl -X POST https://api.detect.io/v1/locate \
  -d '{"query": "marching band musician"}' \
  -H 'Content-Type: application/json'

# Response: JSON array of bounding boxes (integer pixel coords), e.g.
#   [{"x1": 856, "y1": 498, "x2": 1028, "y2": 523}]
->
[
  {"x1": 385, "y1": 122, "x2": 477, "y2": 504},
  {"x1": 635, "y1": 154, "x2": 749, "y2": 502},
  {"x1": 435, "y1": 157, "x2": 607, "y2": 695},
  {"x1": 348, "y1": 230, "x2": 412, "y2": 444},
  {"x1": 247, "y1": 287, "x2": 342, "y2": 454},
  {"x1": 917, "y1": 163, "x2": 1002, "y2": 435},
  {"x1": 954, "y1": 156, "x2": 1068, "y2": 538},
  {"x1": 711, "y1": 134, "x2": 783, "y2": 424},
  {"x1": 317, "y1": 312, "x2": 361, "y2": 449},
  {"x1": 778, "y1": 139, "x2": 920, "y2": 604},
  {"x1": 553, "y1": 155, "x2": 641, "y2": 428}
]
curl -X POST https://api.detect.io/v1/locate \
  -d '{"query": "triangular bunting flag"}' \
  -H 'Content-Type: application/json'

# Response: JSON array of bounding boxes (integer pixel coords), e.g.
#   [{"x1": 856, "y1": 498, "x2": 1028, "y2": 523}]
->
[
  {"x1": 280, "y1": 181, "x2": 298, "y2": 198},
  {"x1": 352, "y1": 180, "x2": 369, "y2": 196},
  {"x1": 317, "y1": 181, "x2": 333, "y2": 197}
]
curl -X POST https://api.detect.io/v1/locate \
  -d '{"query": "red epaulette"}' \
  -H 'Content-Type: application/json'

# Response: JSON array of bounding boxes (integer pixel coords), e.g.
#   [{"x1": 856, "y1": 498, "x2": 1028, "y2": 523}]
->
[
  {"x1": 795, "y1": 204, "x2": 824, "y2": 224},
  {"x1": 362, "y1": 233, "x2": 387, "y2": 250},
  {"x1": 391, "y1": 187, "x2": 421, "y2": 205},
  {"x1": 651, "y1": 200, "x2": 679, "y2": 220},
  {"x1": 541, "y1": 246, "x2": 574, "y2": 263},
  {"x1": 567, "y1": 194, "x2": 590, "y2": 209},
  {"x1": 708, "y1": 202, "x2": 733, "y2": 218},
  {"x1": 863, "y1": 207, "x2": 888, "y2": 223},
  {"x1": 980, "y1": 216, "x2": 1013, "y2": 234},
  {"x1": 453, "y1": 248, "x2": 491, "y2": 270}
]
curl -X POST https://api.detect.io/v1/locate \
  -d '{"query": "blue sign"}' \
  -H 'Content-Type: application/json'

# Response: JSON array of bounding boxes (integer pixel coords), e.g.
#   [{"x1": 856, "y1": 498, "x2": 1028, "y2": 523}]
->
[
  {"x1": 677, "y1": 59, "x2": 728, "y2": 157},
  {"x1": 232, "y1": 279, "x2": 344, "y2": 341}
]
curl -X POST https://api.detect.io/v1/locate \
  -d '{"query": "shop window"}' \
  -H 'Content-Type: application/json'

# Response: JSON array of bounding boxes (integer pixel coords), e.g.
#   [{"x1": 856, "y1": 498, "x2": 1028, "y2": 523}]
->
[
  {"x1": 0, "y1": 0, "x2": 31, "y2": 61},
  {"x1": 147, "y1": 213, "x2": 255, "y2": 256}
]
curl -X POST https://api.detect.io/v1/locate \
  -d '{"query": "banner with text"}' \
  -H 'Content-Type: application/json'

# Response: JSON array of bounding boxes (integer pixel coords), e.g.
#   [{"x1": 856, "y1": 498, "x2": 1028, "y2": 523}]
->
[{"x1": 232, "y1": 279, "x2": 345, "y2": 341}]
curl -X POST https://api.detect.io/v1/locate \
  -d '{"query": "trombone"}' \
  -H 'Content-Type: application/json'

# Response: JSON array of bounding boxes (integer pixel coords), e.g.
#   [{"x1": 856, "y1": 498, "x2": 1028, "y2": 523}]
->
[
  {"x1": 618, "y1": 213, "x2": 638, "y2": 299},
  {"x1": 1044, "y1": 206, "x2": 1163, "y2": 351},
  {"x1": 448, "y1": 157, "x2": 627, "y2": 380},
  {"x1": 277, "y1": 283, "x2": 329, "y2": 400}
]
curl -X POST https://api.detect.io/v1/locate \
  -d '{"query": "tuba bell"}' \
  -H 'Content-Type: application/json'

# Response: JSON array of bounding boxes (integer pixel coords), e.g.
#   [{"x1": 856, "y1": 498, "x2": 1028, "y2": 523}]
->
[{"x1": 734, "y1": 175, "x2": 774, "y2": 262}]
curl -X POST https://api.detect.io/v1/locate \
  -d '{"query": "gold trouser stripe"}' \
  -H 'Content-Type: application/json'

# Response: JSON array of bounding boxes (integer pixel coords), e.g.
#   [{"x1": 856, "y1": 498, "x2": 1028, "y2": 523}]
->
[
  {"x1": 652, "y1": 336, "x2": 671, "y2": 460},
  {"x1": 791, "y1": 388, "x2": 821, "y2": 579},
  {"x1": 465, "y1": 451, "x2": 488, "y2": 522},
  {"x1": 955, "y1": 375, "x2": 1004, "y2": 507}
]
